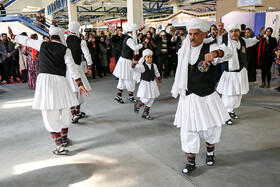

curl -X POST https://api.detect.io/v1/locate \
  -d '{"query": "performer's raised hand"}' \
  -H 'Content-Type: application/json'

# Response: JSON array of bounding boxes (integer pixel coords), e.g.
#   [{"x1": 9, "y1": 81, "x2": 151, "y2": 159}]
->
[
  {"x1": 8, "y1": 26, "x2": 13, "y2": 38},
  {"x1": 131, "y1": 61, "x2": 138, "y2": 68},
  {"x1": 259, "y1": 26, "x2": 265, "y2": 37},
  {"x1": 79, "y1": 85, "x2": 89, "y2": 97}
]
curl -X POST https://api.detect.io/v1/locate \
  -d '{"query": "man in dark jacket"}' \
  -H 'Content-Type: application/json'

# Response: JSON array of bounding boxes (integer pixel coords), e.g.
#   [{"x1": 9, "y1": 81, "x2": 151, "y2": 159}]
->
[
  {"x1": 111, "y1": 27, "x2": 126, "y2": 65},
  {"x1": 0, "y1": 33, "x2": 17, "y2": 83}
]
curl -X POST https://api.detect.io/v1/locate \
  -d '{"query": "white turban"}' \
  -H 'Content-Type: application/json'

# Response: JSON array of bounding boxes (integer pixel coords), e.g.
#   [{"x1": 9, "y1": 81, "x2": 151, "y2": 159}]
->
[
  {"x1": 68, "y1": 21, "x2": 80, "y2": 36},
  {"x1": 127, "y1": 24, "x2": 138, "y2": 32},
  {"x1": 49, "y1": 25, "x2": 67, "y2": 46},
  {"x1": 138, "y1": 49, "x2": 153, "y2": 64},
  {"x1": 186, "y1": 18, "x2": 209, "y2": 32},
  {"x1": 226, "y1": 23, "x2": 241, "y2": 33},
  {"x1": 142, "y1": 49, "x2": 153, "y2": 58}
]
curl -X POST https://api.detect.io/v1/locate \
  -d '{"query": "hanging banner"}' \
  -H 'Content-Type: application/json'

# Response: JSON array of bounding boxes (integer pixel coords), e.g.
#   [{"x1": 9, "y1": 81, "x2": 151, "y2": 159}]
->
[{"x1": 237, "y1": 0, "x2": 262, "y2": 7}]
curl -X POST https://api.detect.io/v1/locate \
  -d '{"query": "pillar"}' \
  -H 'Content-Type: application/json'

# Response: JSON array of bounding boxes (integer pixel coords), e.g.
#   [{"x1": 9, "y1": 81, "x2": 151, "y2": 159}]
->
[
  {"x1": 173, "y1": 5, "x2": 181, "y2": 14},
  {"x1": 127, "y1": 0, "x2": 143, "y2": 27},
  {"x1": 67, "y1": 0, "x2": 78, "y2": 22}
]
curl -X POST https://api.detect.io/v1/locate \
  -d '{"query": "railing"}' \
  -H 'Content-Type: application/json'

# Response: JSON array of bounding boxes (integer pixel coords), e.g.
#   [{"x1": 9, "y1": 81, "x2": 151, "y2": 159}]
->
[
  {"x1": 47, "y1": 0, "x2": 68, "y2": 15},
  {"x1": 0, "y1": 13, "x2": 50, "y2": 36},
  {"x1": 3, "y1": 0, "x2": 17, "y2": 8}
]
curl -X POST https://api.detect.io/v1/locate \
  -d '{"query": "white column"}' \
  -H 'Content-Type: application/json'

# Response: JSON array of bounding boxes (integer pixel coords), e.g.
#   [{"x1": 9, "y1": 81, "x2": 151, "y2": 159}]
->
[
  {"x1": 127, "y1": 0, "x2": 143, "y2": 27},
  {"x1": 45, "y1": 8, "x2": 53, "y2": 23},
  {"x1": 67, "y1": 0, "x2": 78, "y2": 22}
]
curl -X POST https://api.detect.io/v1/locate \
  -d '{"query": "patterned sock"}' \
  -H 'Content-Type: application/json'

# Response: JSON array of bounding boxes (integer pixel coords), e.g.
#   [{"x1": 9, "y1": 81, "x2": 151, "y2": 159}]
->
[
  {"x1": 75, "y1": 105, "x2": 81, "y2": 114},
  {"x1": 50, "y1": 132, "x2": 62, "y2": 146},
  {"x1": 128, "y1": 92, "x2": 133, "y2": 97},
  {"x1": 144, "y1": 106, "x2": 150, "y2": 113},
  {"x1": 71, "y1": 107, "x2": 75, "y2": 116},
  {"x1": 206, "y1": 142, "x2": 215, "y2": 155},
  {"x1": 117, "y1": 89, "x2": 123, "y2": 97},
  {"x1": 61, "y1": 128, "x2": 68, "y2": 143},
  {"x1": 137, "y1": 101, "x2": 145, "y2": 108},
  {"x1": 186, "y1": 153, "x2": 196, "y2": 165}
]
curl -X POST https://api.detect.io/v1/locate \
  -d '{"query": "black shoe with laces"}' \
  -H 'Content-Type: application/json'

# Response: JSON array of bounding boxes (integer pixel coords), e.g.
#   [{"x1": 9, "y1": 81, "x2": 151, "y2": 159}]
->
[
  {"x1": 71, "y1": 115, "x2": 80, "y2": 123},
  {"x1": 182, "y1": 164, "x2": 196, "y2": 174},
  {"x1": 76, "y1": 111, "x2": 86, "y2": 119},
  {"x1": 225, "y1": 119, "x2": 233, "y2": 125},
  {"x1": 229, "y1": 112, "x2": 238, "y2": 119},
  {"x1": 127, "y1": 96, "x2": 136, "y2": 103},
  {"x1": 206, "y1": 153, "x2": 215, "y2": 166},
  {"x1": 115, "y1": 96, "x2": 124, "y2": 104},
  {"x1": 142, "y1": 112, "x2": 152, "y2": 120},
  {"x1": 52, "y1": 145, "x2": 69, "y2": 155}
]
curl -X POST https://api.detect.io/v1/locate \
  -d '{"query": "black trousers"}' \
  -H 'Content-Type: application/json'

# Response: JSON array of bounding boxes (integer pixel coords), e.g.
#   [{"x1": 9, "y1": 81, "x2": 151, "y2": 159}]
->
[
  {"x1": 0, "y1": 62, "x2": 4, "y2": 81},
  {"x1": 157, "y1": 53, "x2": 169, "y2": 77},
  {"x1": 260, "y1": 61, "x2": 273, "y2": 83},
  {"x1": 166, "y1": 53, "x2": 177, "y2": 76},
  {"x1": 21, "y1": 69, "x2": 28, "y2": 81},
  {"x1": 3, "y1": 58, "x2": 17, "y2": 82},
  {"x1": 92, "y1": 58, "x2": 102, "y2": 78}
]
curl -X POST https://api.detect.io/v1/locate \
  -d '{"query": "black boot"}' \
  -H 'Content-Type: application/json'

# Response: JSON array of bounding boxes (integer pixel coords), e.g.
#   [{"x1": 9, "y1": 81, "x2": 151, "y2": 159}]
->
[{"x1": 182, "y1": 164, "x2": 196, "y2": 174}]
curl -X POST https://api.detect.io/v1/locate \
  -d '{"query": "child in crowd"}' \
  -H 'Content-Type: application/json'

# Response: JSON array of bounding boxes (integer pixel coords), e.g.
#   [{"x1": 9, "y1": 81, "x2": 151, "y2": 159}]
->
[{"x1": 131, "y1": 49, "x2": 161, "y2": 120}]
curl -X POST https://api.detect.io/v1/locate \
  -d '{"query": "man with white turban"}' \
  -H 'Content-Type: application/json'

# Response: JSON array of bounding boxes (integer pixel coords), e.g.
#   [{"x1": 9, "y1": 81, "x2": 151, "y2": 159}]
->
[
  {"x1": 216, "y1": 23, "x2": 264, "y2": 124},
  {"x1": 131, "y1": 49, "x2": 161, "y2": 120},
  {"x1": 8, "y1": 25, "x2": 89, "y2": 155},
  {"x1": 66, "y1": 21, "x2": 93, "y2": 123},
  {"x1": 171, "y1": 18, "x2": 233, "y2": 174},
  {"x1": 113, "y1": 24, "x2": 143, "y2": 104}
]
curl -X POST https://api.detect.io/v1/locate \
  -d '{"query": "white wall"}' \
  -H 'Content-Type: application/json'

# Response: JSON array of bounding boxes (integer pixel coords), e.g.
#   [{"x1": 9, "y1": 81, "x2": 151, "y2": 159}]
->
[
  {"x1": 0, "y1": 22, "x2": 43, "y2": 40},
  {"x1": 222, "y1": 11, "x2": 256, "y2": 31},
  {"x1": 265, "y1": 11, "x2": 280, "y2": 28},
  {"x1": 266, "y1": 11, "x2": 280, "y2": 39}
]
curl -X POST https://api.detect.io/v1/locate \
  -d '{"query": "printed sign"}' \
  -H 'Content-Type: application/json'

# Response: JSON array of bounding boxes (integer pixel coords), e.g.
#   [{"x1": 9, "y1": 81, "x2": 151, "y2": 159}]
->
[{"x1": 237, "y1": 0, "x2": 262, "y2": 7}]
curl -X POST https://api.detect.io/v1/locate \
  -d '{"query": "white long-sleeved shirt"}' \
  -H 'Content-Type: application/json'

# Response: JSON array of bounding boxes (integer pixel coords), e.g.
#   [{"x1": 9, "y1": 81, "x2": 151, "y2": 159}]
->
[
  {"x1": 15, "y1": 35, "x2": 81, "y2": 80},
  {"x1": 126, "y1": 38, "x2": 143, "y2": 51},
  {"x1": 189, "y1": 43, "x2": 233, "y2": 66},
  {"x1": 132, "y1": 62, "x2": 160, "y2": 78}
]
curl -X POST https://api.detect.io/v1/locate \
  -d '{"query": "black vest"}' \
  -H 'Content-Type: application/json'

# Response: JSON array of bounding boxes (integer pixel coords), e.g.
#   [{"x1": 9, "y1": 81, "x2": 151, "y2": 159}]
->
[
  {"x1": 141, "y1": 62, "x2": 155, "y2": 82},
  {"x1": 66, "y1": 35, "x2": 83, "y2": 65},
  {"x1": 186, "y1": 43, "x2": 217, "y2": 97},
  {"x1": 39, "y1": 42, "x2": 67, "y2": 77},
  {"x1": 222, "y1": 35, "x2": 248, "y2": 72},
  {"x1": 121, "y1": 35, "x2": 134, "y2": 60}
]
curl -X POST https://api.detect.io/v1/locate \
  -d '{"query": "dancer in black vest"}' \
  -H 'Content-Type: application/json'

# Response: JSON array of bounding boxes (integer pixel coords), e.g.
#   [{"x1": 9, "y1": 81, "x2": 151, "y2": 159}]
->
[
  {"x1": 171, "y1": 19, "x2": 233, "y2": 174},
  {"x1": 8, "y1": 25, "x2": 89, "y2": 155},
  {"x1": 113, "y1": 24, "x2": 143, "y2": 104},
  {"x1": 66, "y1": 22, "x2": 93, "y2": 123},
  {"x1": 131, "y1": 49, "x2": 161, "y2": 120},
  {"x1": 216, "y1": 24, "x2": 264, "y2": 125}
]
